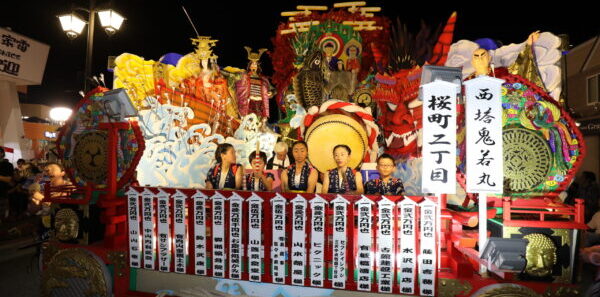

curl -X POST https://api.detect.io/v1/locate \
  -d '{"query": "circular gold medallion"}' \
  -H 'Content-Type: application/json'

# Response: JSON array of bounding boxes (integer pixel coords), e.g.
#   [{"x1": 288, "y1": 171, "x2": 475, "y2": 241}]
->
[
  {"x1": 72, "y1": 131, "x2": 108, "y2": 184},
  {"x1": 503, "y1": 128, "x2": 551, "y2": 192},
  {"x1": 353, "y1": 89, "x2": 373, "y2": 107}
]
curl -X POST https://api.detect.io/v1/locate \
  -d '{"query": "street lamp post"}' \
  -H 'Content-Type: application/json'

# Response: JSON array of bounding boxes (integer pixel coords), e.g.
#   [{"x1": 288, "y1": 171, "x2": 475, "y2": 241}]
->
[{"x1": 58, "y1": 0, "x2": 125, "y2": 91}]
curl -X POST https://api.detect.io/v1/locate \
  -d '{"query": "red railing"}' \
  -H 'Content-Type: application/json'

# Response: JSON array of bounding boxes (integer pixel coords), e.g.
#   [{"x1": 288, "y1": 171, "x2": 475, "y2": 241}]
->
[{"x1": 502, "y1": 196, "x2": 586, "y2": 229}]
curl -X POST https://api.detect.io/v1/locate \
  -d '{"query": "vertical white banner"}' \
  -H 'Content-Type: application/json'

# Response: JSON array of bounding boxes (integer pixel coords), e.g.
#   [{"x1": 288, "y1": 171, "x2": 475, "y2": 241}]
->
[
  {"x1": 142, "y1": 188, "x2": 156, "y2": 270},
  {"x1": 271, "y1": 194, "x2": 287, "y2": 284},
  {"x1": 398, "y1": 197, "x2": 417, "y2": 295},
  {"x1": 157, "y1": 189, "x2": 171, "y2": 272},
  {"x1": 309, "y1": 195, "x2": 327, "y2": 287},
  {"x1": 419, "y1": 199, "x2": 437, "y2": 297},
  {"x1": 192, "y1": 190, "x2": 208, "y2": 275},
  {"x1": 126, "y1": 187, "x2": 141, "y2": 268},
  {"x1": 247, "y1": 193, "x2": 264, "y2": 282},
  {"x1": 229, "y1": 193, "x2": 244, "y2": 279},
  {"x1": 465, "y1": 76, "x2": 504, "y2": 193},
  {"x1": 377, "y1": 196, "x2": 395, "y2": 293},
  {"x1": 421, "y1": 80, "x2": 457, "y2": 194},
  {"x1": 212, "y1": 192, "x2": 227, "y2": 278},
  {"x1": 331, "y1": 195, "x2": 349, "y2": 289},
  {"x1": 173, "y1": 190, "x2": 187, "y2": 274},
  {"x1": 291, "y1": 195, "x2": 307, "y2": 286},
  {"x1": 356, "y1": 196, "x2": 374, "y2": 291}
]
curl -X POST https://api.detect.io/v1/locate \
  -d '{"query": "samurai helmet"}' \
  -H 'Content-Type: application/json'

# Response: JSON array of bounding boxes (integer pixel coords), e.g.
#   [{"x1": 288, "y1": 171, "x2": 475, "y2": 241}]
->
[{"x1": 245, "y1": 46, "x2": 268, "y2": 62}]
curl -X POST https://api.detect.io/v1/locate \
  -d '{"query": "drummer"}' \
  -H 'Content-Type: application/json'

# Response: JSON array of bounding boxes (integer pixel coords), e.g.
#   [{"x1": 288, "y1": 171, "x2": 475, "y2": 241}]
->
[
  {"x1": 205, "y1": 143, "x2": 243, "y2": 190},
  {"x1": 322, "y1": 144, "x2": 364, "y2": 194},
  {"x1": 281, "y1": 141, "x2": 318, "y2": 193},
  {"x1": 244, "y1": 151, "x2": 274, "y2": 191},
  {"x1": 364, "y1": 154, "x2": 404, "y2": 195}
]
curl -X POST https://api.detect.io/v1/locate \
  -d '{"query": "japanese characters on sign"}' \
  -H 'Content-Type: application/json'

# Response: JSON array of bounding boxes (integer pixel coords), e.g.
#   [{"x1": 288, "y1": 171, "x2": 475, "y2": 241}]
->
[
  {"x1": 157, "y1": 189, "x2": 171, "y2": 272},
  {"x1": 229, "y1": 193, "x2": 244, "y2": 279},
  {"x1": 291, "y1": 195, "x2": 307, "y2": 286},
  {"x1": 331, "y1": 195, "x2": 349, "y2": 289},
  {"x1": 126, "y1": 187, "x2": 141, "y2": 268},
  {"x1": 421, "y1": 80, "x2": 458, "y2": 194},
  {"x1": 271, "y1": 194, "x2": 287, "y2": 284},
  {"x1": 192, "y1": 191, "x2": 208, "y2": 275},
  {"x1": 419, "y1": 199, "x2": 437, "y2": 297},
  {"x1": 377, "y1": 197, "x2": 395, "y2": 293},
  {"x1": 173, "y1": 191, "x2": 187, "y2": 274},
  {"x1": 309, "y1": 195, "x2": 327, "y2": 287},
  {"x1": 356, "y1": 196, "x2": 374, "y2": 291},
  {"x1": 0, "y1": 28, "x2": 50, "y2": 85},
  {"x1": 398, "y1": 198, "x2": 417, "y2": 295},
  {"x1": 212, "y1": 192, "x2": 227, "y2": 277},
  {"x1": 142, "y1": 188, "x2": 156, "y2": 270},
  {"x1": 247, "y1": 193, "x2": 263, "y2": 282},
  {"x1": 465, "y1": 76, "x2": 505, "y2": 193}
]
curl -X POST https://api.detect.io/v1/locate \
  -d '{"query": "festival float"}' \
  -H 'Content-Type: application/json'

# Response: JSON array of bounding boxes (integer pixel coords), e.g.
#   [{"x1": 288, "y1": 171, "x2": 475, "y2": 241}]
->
[{"x1": 39, "y1": 2, "x2": 587, "y2": 297}]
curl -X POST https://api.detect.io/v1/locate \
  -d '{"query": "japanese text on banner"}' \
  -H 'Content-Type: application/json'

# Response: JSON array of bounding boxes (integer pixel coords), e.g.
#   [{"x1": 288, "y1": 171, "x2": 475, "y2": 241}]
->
[{"x1": 421, "y1": 80, "x2": 458, "y2": 194}]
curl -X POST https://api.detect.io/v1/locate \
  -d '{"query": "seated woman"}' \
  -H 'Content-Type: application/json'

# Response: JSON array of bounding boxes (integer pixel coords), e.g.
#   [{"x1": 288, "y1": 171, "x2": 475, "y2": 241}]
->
[
  {"x1": 245, "y1": 151, "x2": 274, "y2": 191},
  {"x1": 281, "y1": 141, "x2": 318, "y2": 193},
  {"x1": 364, "y1": 154, "x2": 404, "y2": 196},
  {"x1": 205, "y1": 143, "x2": 243, "y2": 190},
  {"x1": 322, "y1": 145, "x2": 364, "y2": 195}
]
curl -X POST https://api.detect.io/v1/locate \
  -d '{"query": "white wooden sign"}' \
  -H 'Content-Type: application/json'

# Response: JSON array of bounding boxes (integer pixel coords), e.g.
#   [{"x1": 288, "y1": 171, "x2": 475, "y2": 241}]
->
[
  {"x1": 465, "y1": 76, "x2": 504, "y2": 193},
  {"x1": 291, "y1": 195, "x2": 307, "y2": 286},
  {"x1": 356, "y1": 196, "x2": 374, "y2": 291},
  {"x1": 157, "y1": 189, "x2": 171, "y2": 272},
  {"x1": 331, "y1": 195, "x2": 349, "y2": 289},
  {"x1": 421, "y1": 80, "x2": 458, "y2": 194},
  {"x1": 142, "y1": 188, "x2": 156, "y2": 270},
  {"x1": 271, "y1": 194, "x2": 287, "y2": 284},
  {"x1": 229, "y1": 193, "x2": 244, "y2": 279},
  {"x1": 398, "y1": 197, "x2": 417, "y2": 295},
  {"x1": 212, "y1": 192, "x2": 227, "y2": 277},
  {"x1": 192, "y1": 190, "x2": 208, "y2": 275},
  {"x1": 126, "y1": 187, "x2": 141, "y2": 268},
  {"x1": 377, "y1": 196, "x2": 395, "y2": 293},
  {"x1": 419, "y1": 199, "x2": 437, "y2": 297},
  {"x1": 247, "y1": 193, "x2": 263, "y2": 282},
  {"x1": 309, "y1": 195, "x2": 327, "y2": 287},
  {"x1": 173, "y1": 190, "x2": 187, "y2": 274}
]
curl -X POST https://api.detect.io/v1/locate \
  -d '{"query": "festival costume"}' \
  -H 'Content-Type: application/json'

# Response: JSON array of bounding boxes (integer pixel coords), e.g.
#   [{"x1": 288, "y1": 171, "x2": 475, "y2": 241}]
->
[
  {"x1": 244, "y1": 172, "x2": 275, "y2": 191},
  {"x1": 364, "y1": 177, "x2": 404, "y2": 196},
  {"x1": 205, "y1": 163, "x2": 241, "y2": 190},
  {"x1": 327, "y1": 168, "x2": 358, "y2": 194},
  {"x1": 286, "y1": 162, "x2": 315, "y2": 192}
]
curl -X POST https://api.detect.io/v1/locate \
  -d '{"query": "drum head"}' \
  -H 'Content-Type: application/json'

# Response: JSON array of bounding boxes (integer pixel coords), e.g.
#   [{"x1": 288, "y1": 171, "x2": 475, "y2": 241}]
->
[{"x1": 305, "y1": 114, "x2": 368, "y2": 173}]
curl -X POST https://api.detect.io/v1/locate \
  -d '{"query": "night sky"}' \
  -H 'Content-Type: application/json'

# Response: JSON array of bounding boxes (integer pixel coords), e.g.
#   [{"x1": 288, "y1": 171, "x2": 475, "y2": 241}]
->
[{"x1": 2, "y1": 1, "x2": 598, "y2": 108}]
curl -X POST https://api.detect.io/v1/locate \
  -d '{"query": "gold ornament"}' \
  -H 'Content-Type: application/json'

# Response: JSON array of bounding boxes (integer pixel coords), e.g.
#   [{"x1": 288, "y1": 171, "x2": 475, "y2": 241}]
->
[
  {"x1": 191, "y1": 36, "x2": 218, "y2": 60},
  {"x1": 503, "y1": 127, "x2": 552, "y2": 192},
  {"x1": 245, "y1": 46, "x2": 267, "y2": 63},
  {"x1": 478, "y1": 285, "x2": 541, "y2": 297},
  {"x1": 54, "y1": 208, "x2": 79, "y2": 241},
  {"x1": 524, "y1": 233, "x2": 557, "y2": 278},
  {"x1": 438, "y1": 278, "x2": 472, "y2": 297},
  {"x1": 41, "y1": 248, "x2": 110, "y2": 297},
  {"x1": 72, "y1": 131, "x2": 108, "y2": 185}
]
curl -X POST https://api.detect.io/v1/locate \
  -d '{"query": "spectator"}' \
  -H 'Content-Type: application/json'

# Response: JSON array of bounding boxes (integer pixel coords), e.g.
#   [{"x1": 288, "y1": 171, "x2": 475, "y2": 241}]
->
[
  {"x1": 0, "y1": 148, "x2": 15, "y2": 220},
  {"x1": 580, "y1": 171, "x2": 600, "y2": 223}
]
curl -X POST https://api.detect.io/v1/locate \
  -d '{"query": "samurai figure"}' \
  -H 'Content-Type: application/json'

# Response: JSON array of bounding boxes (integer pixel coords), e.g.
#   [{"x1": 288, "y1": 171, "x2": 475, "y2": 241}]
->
[{"x1": 235, "y1": 47, "x2": 275, "y2": 119}]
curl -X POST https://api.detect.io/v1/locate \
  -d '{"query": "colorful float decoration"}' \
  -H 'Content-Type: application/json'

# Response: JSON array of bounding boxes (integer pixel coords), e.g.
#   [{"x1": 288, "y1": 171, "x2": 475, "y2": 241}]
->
[{"x1": 40, "y1": 2, "x2": 589, "y2": 297}]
